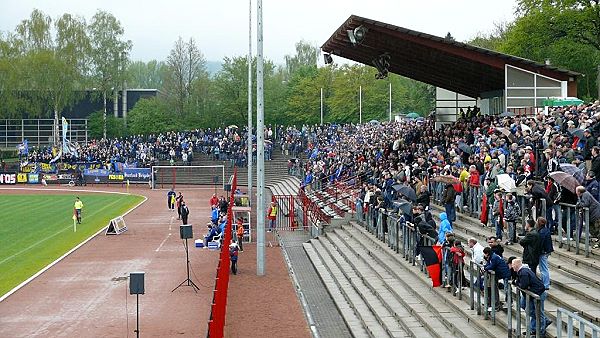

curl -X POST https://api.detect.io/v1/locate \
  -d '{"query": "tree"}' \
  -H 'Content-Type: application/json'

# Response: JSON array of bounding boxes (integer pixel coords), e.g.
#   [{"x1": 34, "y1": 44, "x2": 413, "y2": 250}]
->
[
  {"x1": 127, "y1": 60, "x2": 168, "y2": 89},
  {"x1": 468, "y1": 22, "x2": 512, "y2": 50},
  {"x1": 88, "y1": 10, "x2": 132, "y2": 138},
  {"x1": 164, "y1": 37, "x2": 207, "y2": 115},
  {"x1": 127, "y1": 97, "x2": 180, "y2": 134},
  {"x1": 516, "y1": 0, "x2": 600, "y2": 51},
  {"x1": 499, "y1": 3, "x2": 600, "y2": 99},
  {"x1": 284, "y1": 40, "x2": 319, "y2": 80}
]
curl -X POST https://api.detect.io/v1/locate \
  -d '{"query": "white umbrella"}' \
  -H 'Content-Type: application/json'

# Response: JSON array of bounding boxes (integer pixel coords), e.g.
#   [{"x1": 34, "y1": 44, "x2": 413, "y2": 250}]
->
[{"x1": 496, "y1": 174, "x2": 517, "y2": 193}]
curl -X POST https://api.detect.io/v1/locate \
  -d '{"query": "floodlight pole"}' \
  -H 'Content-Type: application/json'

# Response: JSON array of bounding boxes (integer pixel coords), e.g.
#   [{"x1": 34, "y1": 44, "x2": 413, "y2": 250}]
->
[
  {"x1": 247, "y1": 0, "x2": 253, "y2": 208},
  {"x1": 320, "y1": 87, "x2": 324, "y2": 125},
  {"x1": 359, "y1": 85, "x2": 362, "y2": 124},
  {"x1": 256, "y1": 0, "x2": 265, "y2": 276}
]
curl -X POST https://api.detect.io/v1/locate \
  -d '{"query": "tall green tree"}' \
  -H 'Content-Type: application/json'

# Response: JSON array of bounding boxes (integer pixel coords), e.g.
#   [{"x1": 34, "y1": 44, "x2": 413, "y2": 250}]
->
[
  {"x1": 127, "y1": 60, "x2": 168, "y2": 89},
  {"x1": 88, "y1": 10, "x2": 132, "y2": 138},
  {"x1": 499, "y1": 2, "x2": 600, "y2": 99},
  {"x1": 164, "y1": 37, "x2": 208, "y2": 115},
  {"x1": 284, "y1": 40, "x2": 319, "y2": 80}
]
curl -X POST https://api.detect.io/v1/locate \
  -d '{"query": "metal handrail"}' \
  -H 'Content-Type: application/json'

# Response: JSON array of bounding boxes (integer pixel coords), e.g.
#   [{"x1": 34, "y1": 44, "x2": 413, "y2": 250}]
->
[{"x1": 556, "y1": 306, "x2": 600, "y2": 338}]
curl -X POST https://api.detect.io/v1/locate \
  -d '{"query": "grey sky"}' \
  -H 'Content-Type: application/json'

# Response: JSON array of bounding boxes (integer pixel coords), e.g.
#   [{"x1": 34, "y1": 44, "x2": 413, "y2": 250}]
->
[{"x1": 1, "y1": 0, "x2": 517, "y2": 64}]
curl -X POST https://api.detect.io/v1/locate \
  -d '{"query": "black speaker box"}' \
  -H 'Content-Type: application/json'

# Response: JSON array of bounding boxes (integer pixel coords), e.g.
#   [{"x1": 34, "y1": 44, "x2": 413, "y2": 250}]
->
[
  {"x1": 130, "y1": 272, "x2": 145, "y2": 295},
  {"x1": 180, "y1": 224, "x2": 193, "y2": 239}
]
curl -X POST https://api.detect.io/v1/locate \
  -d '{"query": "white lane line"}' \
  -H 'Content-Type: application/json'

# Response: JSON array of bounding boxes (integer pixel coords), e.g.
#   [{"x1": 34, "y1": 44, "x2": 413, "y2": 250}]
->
[
  {"x1": 155, "y1": 233, "x2": 172, "y2": 252},
  {"x1": 169, "y1": 216, "x2": 174, "y2": 231}
]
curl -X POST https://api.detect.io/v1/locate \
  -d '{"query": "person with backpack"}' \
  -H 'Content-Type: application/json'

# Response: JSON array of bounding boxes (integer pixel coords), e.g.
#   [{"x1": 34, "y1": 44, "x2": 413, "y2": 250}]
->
[
  {"x1": 229, "y1": 242, "x2": 239, "y2": 275},
  {"x1": 503, "y1": 193, "x2": 521, "y2": 245}
]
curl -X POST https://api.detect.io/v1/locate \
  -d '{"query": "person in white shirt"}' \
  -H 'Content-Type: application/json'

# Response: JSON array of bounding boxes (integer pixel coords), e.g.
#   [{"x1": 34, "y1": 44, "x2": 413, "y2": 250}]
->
[{"x1": 468, "y1": 237, "x2": 485, "y2": 265}]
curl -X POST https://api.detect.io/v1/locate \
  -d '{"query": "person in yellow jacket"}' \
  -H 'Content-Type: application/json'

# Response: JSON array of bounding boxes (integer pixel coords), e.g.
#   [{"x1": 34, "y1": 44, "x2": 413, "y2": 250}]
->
[
  {"x1": 74, "y1": 197, "x2": 84, "y2": 224},
  {"x1": 267, "y1": 201, "x2": 278, "y2": 232}
]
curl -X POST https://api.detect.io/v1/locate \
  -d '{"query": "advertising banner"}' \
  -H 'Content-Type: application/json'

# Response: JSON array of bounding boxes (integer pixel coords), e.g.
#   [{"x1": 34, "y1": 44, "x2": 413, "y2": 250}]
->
[
  {"x1": 57, "y1": 173, "x2": 74, "y2": 183},
  {"x1": 17, "y1": 173, "x2": 28, "y2": 183},
  {"x1": 39, "y1": 162, "x2": 57, "y2": 173},
  {"x1": 42, "y1": 173, "x2": 59, "y2": 183},
  {"x1": 109, "y1": 173, "x2": 124, "y2": 182},
  {"x1": 0, "y1": 172, "x2": 17, "y2": 185},
  {"x1": 28, "y1": 173, "x2": 39, "y2": 184},
  {"x1": 123, "y1": 168, "x2": 151, "y2": 182},
  {"x1": 84, "y1": 168, "x2": 109, "y2": 184},
  {"x1": 19, "y1": 163, "x2": 38, "y2": 173}
]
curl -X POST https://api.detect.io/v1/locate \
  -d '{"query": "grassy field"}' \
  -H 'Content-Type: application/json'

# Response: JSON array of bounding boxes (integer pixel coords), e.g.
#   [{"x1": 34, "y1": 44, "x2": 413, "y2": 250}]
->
[{"x1": 0, "y1": 193, "x2": 144, "y2": 297}]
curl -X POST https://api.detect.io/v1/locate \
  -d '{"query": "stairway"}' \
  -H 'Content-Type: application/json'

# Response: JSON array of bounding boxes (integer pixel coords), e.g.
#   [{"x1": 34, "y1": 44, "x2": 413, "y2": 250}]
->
[{"x1": 304, "y1": 224, "x2": 506, "y2": 337}]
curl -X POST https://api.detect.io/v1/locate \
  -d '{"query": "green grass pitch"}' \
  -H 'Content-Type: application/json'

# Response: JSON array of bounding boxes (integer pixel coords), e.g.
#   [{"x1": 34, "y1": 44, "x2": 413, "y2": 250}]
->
[{"x1": 0, "y1": 193, "x2": 144, "y2": 297}]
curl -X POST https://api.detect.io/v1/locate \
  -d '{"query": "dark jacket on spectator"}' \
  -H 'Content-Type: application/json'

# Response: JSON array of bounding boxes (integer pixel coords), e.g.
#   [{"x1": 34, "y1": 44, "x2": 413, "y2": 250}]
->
[
  {"x1": 484, "y1": 252, "x2": 511, "y2": 280},
  {"x1": 585, "y1": 178, "x2": 600, "y2": 202},
  {"x1": 592, "y1": 155, "x2": 600, "y2": 179},
  {"x1": 517, "y1": 265, "x2": 546, "y2": 296},
  {"x1": 584, "y1": 135, "x2": 597, "y2": 160},
  {"x1": 519, "y1": 229, "x2": 541, "y2": 267},
  {"x1": 416, "y1": 191, "x2": 431, "y2": 207},
  {"x1": 442, "y1": 184, "x2": 456, "y2": 205},
  {"x1": 490, "y1": 244, "x2": 504, "y2": 258},
  {"x1": 577, "y1": 191, "x2": 600, "y2": 224},
  {"x1": 530, "y1": 184, "x2": 553, "y2": 206},
  {"x1": 538, "y1": 226, "x2": 554, "y2": 255}
]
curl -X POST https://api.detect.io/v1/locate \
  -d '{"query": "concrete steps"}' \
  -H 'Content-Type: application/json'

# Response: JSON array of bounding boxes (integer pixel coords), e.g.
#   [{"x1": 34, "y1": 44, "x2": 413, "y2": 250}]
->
[
  {"x1": 304, "y1": 241, "x2": 401, "y2": 337},
  {"x1": 429, "y1": 205, "x2": 600, "y2": 327},
  {"x1": 303, "y1": 224, "x2": 503, "y2": 337},
  {"x1": 341, "y1": 223, "x2": 505, "y2": 337}
]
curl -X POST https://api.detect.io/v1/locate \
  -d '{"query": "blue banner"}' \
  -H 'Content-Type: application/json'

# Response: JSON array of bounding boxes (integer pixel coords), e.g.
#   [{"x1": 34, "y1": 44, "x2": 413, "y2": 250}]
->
[
  {"x1": 123, "y1": 168, "x2": 151, "y2": 182},
  {"x1": 27, "y1": 173, "x2": 39, "y2": 184},
  {"x1": 84, "y1": 168, "x2": 110, "y2": 177}
]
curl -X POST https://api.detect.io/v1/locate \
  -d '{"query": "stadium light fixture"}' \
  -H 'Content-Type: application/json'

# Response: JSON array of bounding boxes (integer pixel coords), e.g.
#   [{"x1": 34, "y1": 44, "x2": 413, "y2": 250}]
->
[
  {"x1": 372, "y1": 53, "x2": 390, "y2": 79},
  {"x1": 347, "y1": 25, "x2": 368, "y2": 46}
]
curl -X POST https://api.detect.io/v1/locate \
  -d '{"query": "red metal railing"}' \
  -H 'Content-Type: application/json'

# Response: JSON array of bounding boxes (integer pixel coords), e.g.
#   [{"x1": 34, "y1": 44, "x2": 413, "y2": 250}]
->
[{"x1": 207, "y1": 168, "x2": 237, "y2": 338}]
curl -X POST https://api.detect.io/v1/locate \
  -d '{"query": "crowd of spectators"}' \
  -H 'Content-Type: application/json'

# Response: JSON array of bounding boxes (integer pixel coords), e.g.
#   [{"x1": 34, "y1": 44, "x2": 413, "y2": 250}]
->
[
  {"x1": 24, "y1": 126, "x2": 281, "y2": 169},
  {"x1": 298, "y1": 101, "x2": 600, "y2": 240}
]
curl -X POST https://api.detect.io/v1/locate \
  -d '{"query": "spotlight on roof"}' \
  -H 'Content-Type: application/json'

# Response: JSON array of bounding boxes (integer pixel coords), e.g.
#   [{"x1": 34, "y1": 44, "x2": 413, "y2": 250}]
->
[
  {"x1": 347, "y1": 25, "x2": 368, "y2": 46},
  {"x1": 324, "y1": 53, "x2": 333, "y2": 65},
  {"x1": 372, "y1": 53, "x2": 390, "y2": 79}
]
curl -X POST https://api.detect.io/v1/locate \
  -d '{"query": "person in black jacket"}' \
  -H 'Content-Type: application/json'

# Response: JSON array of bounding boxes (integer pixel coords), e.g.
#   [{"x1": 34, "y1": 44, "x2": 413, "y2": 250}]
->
[
  {"x1": 442, "y1": 183, "x2": 457, "y2": 225},
  {"x1": 519, "y1": 219, "x2": 542, "y2": 275},
  {"x1": 583, "y1": 129, "x2": 597, "y2": 165},
  {"x1": 180, "y1": 201, "x2": 190, "y2": 225},
  {"x1": 526, "y1": 181, "x2": 553, "y2": 226},
  {"x1": 591, "y1": 146, "x2": 600, "y2": 180},
  {"x1": 537, "y1": 217, "x2": 553, "y2": 290},
  {"x1": 512, "y1": 258, "x2": 550, "y2": 336},
  {"x1": 416, "y1": 185, "x2": 431, "y2": 208}
]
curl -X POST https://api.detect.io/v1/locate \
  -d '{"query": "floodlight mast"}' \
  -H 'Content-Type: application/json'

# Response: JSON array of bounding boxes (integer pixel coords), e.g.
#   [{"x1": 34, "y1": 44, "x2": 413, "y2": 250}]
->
[
  {"x1": 247, "y1": 0, "x2": 253, "y2": 218},
  {"x1": 256, "y1": 0, "x2": 265, "y2": 276}
]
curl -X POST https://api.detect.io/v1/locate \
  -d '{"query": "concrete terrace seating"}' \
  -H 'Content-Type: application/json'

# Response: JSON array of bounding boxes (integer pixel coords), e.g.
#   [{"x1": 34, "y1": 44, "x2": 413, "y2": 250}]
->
[
  {"x1": 428, "y1": 205, "x2": 600, "y2": 331},
  {"x1": 303, "y1": 189, "x2": 600, "y2": 336},
  {"x1": 304, "y1": 223, "x2": 506, "y2": 337}
]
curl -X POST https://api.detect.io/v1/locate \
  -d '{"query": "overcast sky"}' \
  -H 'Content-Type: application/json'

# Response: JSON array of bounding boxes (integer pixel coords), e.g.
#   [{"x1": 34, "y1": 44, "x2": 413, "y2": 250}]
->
[{"x1": 1, "y1": 0, "x2": 517, "y2": 64}]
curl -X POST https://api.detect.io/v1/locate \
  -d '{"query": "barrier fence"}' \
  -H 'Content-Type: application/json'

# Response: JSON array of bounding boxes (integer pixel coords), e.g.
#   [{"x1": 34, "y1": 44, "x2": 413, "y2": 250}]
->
[
  {"x1": 556, "y1": 307, "x2": 600, "y2": 338},
  {"x1": 207, "y1": 168, "x2": 237, "y2": 338}
]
